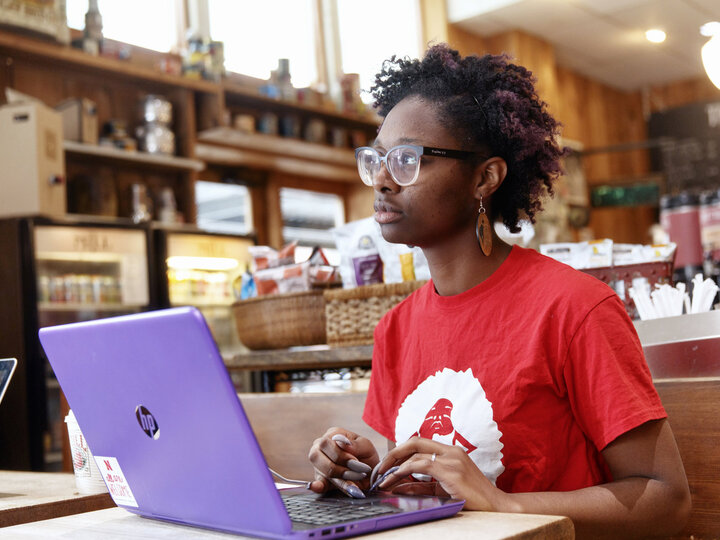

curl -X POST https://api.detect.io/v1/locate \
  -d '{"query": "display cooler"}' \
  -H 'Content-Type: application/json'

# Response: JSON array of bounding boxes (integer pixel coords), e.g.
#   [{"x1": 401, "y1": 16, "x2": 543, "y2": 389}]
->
[
  {"x1": 152, "y1": 226, "x2": 254, "y2": 367},
  {"x1": 0, "y1": 216, "x2": 154, "y2": 470}
]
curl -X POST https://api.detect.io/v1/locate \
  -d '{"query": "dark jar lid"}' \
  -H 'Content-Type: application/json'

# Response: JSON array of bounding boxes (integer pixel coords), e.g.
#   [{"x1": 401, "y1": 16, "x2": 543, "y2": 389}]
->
[
  {"x1": 661, "y1": 192, "x2": 700, "y2": 210},
  {"x1": 700, "y1": 188, "x2": 720, "y2": 206}
]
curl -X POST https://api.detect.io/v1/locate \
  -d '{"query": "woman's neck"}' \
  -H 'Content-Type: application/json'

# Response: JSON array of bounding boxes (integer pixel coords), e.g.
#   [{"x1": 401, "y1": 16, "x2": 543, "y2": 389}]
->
[{"x1": 422, "y1": 230, "x2": 513, "y2": 297}]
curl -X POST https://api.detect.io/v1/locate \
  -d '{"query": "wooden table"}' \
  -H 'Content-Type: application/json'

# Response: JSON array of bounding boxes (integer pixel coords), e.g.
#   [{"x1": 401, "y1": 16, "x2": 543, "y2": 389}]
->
[
  {"x1": 225, "y1": 345, "x2": 373, "y2": 371},
  {"x1": 0, "y1": 471, "x2": 114, "y2": 527},
  {"x1": 0, "y1": 506, "x2": 573, "y2": 539}
]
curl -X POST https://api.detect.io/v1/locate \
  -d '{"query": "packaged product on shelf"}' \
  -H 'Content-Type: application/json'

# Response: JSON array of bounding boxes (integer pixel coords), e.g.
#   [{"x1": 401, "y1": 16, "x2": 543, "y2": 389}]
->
[
  {"x1": 254, "y1": 261, "x2": 311, "y2": 295},
  {"x1": 332, "y1": 217, "x2": 383, "y2": 287},
  {"x1": 249, "y1": 242, "x2": 296, "y2": 270},
  {"x1": 303, "y1": 118, "x2": 326, "y2": 144},
  {"x1": 541, "y1": 240, "x2": 676, "y2": 269},
  {"x1": 640, "y1": 243, "x2": 677, "y2": 263},
  {"x1": 249, "y1": 242, "x2": 339, "y2": 296},
  {"x1": 306, "y1": 247, "x2": 340, "y2": 288},
  {"x1": 375, "y1": 241, "x2": 430, "y2": 284},
  {"x1": 332, "y1": 217, "x2": 431, "y2": 287},
  {"x1": 612, "y1": 243, "x2": 647, "y2": 266},
  {"x1": 233, "y1": 114, "x2": 256, "y2": 133},
  {"x1": 233, "y1": 265, "x2": 256, "y2": 300},
  {"x1": 540, "y1": 239, "x2": 613, "y2": 269}
]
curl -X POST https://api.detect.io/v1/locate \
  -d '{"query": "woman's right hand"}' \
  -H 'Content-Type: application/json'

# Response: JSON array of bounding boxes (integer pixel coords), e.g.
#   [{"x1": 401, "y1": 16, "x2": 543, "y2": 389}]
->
[{"x1": 308, "y1": 427, "x2": 380, "y2": 494}]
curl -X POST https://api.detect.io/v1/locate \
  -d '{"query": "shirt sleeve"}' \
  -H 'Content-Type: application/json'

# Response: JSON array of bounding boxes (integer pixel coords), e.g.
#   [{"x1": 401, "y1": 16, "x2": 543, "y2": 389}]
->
[{"x1": 563, "y1": 294, "x2": 667, "y2": 451}]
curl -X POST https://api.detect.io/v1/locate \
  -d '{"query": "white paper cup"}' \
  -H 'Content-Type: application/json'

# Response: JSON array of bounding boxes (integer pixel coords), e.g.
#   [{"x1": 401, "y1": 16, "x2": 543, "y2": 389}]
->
[{"x1": 65, "y1": 410, "x2": 108, "y2": 494}]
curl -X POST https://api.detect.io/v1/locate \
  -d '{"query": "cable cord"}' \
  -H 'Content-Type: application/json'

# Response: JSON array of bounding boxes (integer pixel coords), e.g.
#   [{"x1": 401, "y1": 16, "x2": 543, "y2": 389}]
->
[{"x1": 269, "y1": 467, "x2": 311, "y2": 488}]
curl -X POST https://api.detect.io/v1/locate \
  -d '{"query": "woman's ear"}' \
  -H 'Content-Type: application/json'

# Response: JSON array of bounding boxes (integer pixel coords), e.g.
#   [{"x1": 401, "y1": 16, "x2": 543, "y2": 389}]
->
[{"x1": 473, "y1": 157, "x2": 507, "y2": 199}]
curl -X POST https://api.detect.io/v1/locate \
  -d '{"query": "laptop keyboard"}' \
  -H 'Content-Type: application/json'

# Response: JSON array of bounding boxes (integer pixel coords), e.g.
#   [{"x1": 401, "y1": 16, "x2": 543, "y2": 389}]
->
[{"x1": 282, "y1": 493, "x2": 398, "y2": 526}]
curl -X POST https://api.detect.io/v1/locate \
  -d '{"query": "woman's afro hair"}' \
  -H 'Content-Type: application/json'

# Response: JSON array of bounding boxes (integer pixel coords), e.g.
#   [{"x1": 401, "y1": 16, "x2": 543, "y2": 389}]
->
[{"x1": 370, "y1": 44, "x2": 566, "y2": 233}]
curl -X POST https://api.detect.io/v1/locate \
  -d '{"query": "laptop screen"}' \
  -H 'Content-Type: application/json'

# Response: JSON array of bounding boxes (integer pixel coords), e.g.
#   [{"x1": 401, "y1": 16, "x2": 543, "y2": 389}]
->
[{"x1": 0, "y1": 358, "x2": 17, "y2": 405}]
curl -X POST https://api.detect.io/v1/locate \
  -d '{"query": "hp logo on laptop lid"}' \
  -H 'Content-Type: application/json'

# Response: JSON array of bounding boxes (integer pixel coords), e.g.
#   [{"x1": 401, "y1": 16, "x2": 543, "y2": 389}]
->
[{"x1": 135, "y1": 405, "x2": 160, "y2": 440}]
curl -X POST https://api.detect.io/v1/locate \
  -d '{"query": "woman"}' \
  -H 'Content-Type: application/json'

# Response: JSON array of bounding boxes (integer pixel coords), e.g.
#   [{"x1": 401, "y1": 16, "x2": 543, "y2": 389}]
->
[{"x1": 309, "y1": 44, "x2": 690, "y2": 538}]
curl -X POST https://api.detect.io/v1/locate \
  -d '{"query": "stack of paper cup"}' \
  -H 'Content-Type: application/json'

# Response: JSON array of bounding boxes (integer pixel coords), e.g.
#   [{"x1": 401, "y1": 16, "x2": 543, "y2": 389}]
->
[{"x1": 65, "y1": 410, "x2": 108, "y2": 494}]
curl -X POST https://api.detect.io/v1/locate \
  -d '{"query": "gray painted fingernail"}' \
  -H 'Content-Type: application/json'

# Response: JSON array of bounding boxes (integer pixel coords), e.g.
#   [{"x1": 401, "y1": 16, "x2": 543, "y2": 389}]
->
[
  {"x1": 332, "y1": 434, "x2": 352, "y2": 447},
  {"x1": 346, "y1": 484, "x2": 366, "y2": 499},
  {"x1": 370, "y1": 462, "x2": 382, "y2": 485},
  {"x1": 347, "y1": 459, "x2": 372, "y2": 473},
  {"x1": 370, "y1": 466, "x2": 400, "y2": 491},
  {"x1": 342, "y1": 471, "x2": 367, "y2": 481}
]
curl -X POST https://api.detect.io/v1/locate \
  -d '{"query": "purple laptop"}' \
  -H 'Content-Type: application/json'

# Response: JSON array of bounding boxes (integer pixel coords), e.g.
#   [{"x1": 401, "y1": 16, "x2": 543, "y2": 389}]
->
[{"x1": 39, "y1": 307, "x2": 463, "y2": 538}]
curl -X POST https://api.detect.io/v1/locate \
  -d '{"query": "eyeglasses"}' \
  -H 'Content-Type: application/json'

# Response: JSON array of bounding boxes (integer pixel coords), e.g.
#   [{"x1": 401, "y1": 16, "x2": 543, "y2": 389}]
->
[{"x1": 355, "y1": 145, "x2": 477, "y2": 187}]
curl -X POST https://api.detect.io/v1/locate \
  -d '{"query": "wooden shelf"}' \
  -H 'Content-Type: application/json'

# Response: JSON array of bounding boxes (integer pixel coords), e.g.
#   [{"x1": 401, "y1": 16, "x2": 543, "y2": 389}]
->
[
  {"x1": 0, "y1": 30, "x2": 219, "y2": 93},
  {"x1": 225, "y1": 344, "x2": 373, "y2": 371},
  {"x1": 198, "y1": 128, "x2": 355, "y2": 166},
  {"x1": 64, "y1": 141, "x2": 205, "y2": 172},
  {"x1": 196, "y1": 128, "x2": 358, "y2": 182},
  {"x1": 222, "y1": 82, "x2": 380, "y2": 130},
  {"x1": 38, "y1": 302, "x2": 146, "y2": 312}
]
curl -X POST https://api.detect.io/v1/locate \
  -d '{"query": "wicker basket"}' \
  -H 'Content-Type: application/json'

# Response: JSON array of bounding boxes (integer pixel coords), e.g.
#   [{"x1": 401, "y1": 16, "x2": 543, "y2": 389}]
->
[
  {"x1": 324, "y1": 281, "x2": 427, "y2": 347},
  {"x1": 232, "y1": 290, "x2": 326, "y2": 350}
]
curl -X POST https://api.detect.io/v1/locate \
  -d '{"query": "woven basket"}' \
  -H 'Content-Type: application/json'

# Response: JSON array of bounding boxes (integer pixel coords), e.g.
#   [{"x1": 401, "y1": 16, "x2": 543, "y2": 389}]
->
[
  {"x1": 232, "y1": 290, "x2": 326, "y2": 350},
  {"x1": 324, "y1": 281, "x2": 427, "y2": 347}
]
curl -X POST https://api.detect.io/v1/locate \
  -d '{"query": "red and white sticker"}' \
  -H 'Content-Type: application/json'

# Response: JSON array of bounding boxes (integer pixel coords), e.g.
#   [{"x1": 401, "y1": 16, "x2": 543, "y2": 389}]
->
[{"x1": 93, "y1": 456, "x2": 138, "y2": 507}]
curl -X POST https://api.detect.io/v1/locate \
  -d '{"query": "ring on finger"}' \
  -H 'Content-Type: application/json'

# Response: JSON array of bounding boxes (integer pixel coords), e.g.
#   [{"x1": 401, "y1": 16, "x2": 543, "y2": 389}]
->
[{"x1": 431, "y1": 452, "x2": 436, "y2": 463}]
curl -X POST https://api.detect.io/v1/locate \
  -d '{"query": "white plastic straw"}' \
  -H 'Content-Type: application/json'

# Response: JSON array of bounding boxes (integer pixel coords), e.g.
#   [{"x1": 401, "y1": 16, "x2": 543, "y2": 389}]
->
[{"x1": 629, "y1": 275, "x2": 717, "y2": 320}]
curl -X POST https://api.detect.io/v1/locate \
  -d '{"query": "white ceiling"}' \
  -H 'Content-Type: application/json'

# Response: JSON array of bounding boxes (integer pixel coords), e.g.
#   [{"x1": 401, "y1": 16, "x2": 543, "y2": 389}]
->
[{"x1": 447, "y1": 0, "x2": 720, "y2": 91}]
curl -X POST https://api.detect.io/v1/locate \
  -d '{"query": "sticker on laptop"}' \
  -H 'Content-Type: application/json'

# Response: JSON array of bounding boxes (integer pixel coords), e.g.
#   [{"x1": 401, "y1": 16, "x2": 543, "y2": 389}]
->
[{"x1": 94, "y1": 456, "x2": 138, "y2": 507}]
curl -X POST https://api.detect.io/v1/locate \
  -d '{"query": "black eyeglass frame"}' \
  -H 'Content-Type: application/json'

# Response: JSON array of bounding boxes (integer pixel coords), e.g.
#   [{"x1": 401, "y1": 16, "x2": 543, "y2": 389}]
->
[{"x1": 354, "y1": 144, "x2": 478, "y2": 186}]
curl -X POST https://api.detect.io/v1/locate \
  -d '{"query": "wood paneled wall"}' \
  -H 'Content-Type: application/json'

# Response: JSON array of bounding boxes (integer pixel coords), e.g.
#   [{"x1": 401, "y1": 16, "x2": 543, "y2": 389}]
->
[
  {"x1": 485, "y1": 31, "x2": 561, "y2": 117},
  {"x1": 438, "y1": 24, "x2": 654, "y2": 242},
  {"x1": 648, "y1": 76, "x2": 720, "y2": 113},
  {"x1": 442, "y1": 27, "x2": 650, "y2": 183}
]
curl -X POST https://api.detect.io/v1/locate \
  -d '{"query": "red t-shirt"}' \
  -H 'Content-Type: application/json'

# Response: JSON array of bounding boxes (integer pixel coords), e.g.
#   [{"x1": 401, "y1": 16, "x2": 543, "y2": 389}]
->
[{"x1": 363, "y1": 246, "x2": 666, "y2": 493}]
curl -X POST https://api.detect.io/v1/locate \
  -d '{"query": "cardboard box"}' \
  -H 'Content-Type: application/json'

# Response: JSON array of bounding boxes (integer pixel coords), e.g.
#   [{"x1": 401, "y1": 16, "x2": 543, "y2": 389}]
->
[
  {"x1": 0, "y1": 101, "x2": 66, "y2": 218},
  {"x1": 56, "y1": 98, "x2": 98, "y2": 145}
]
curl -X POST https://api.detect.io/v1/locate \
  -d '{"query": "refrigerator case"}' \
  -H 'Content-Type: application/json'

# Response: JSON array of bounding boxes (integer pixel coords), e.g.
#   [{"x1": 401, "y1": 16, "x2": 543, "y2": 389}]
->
[
  {"x1": 154, "y1": 228, "x2": 254, "y2": 366},
  {"x1": 0, "y1": 217, "x2": 153, "y2": 471}
]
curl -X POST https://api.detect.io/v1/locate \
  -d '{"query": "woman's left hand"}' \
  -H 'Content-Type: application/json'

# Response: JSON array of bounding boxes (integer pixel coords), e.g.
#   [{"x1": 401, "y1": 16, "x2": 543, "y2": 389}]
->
[{"x1": 373, "y1": 437, "x2": 509, "y2": 511}]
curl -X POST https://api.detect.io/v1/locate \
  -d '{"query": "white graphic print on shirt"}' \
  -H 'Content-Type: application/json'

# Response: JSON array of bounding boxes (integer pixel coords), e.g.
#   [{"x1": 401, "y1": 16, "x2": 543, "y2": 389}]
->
[{"x1": 394, "y1": 368, "x2": 505, "y2": 484}]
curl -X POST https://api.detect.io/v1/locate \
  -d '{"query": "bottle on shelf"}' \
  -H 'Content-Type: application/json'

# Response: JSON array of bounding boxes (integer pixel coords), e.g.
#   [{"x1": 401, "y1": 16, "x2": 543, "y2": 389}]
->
[
  {"x1": 131, "y1": 184, "x2": 153, "y2": 223},
  {"x1": 276, "y1": 58, "x2": 296, "y2": 102},
  {"x1": 83, "y1": 0, "x2": 104, "y2": 55}
]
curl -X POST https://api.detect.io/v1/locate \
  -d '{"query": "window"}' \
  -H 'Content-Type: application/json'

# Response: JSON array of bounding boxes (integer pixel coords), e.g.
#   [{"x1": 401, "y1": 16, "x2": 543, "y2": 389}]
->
[
  {"x1": 336, "y1": 0, "x2": 422, "y2": 102},
  {"x1": 207, "y1": 0, "x2": 317, "y2": 87},
  {"x1": 66, "y1": 0, "x2": 180, "y2": 52},
  {"x1": 280, "y1": 188, "x2": 343, "y2": 264},
  {"x1": 195, "y1": 181, "x2": 253, "y2": 235}
]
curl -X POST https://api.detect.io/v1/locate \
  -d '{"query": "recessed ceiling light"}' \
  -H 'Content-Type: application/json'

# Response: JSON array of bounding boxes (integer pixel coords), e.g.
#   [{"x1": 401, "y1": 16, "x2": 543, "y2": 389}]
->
[
  {"x1": 645, "y1": 29, "x2": 666, "y2": 43},
  {"x1": 700, "y1": 21, "x2": 720, "y2": 37}
]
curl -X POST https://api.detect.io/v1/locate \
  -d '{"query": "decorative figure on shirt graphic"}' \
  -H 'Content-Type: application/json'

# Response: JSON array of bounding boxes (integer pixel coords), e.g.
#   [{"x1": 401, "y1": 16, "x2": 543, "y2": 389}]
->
[
  {"x1": 413, "y1": 398, "x2": 477, "y2": 454},
  {"x1": 395, "y1": 368, "x2": 505, "y2": 484}
]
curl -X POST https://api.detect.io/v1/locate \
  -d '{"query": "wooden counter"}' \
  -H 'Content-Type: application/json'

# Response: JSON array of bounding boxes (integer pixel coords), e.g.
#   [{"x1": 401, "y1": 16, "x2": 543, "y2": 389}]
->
[
  {"x1": 1, "y1": 506, "x2": 574, "y2": 539},
  {"x1": 225, "y1": 345, "x2": 372, "y2": 372},
  {"x1": 0, "y1": 471, "x2": 114, "y2": 527}
]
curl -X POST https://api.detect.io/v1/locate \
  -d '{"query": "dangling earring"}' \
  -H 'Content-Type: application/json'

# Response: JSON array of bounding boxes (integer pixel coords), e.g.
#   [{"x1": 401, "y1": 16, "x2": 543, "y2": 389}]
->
[{"x1": 475, "y1": 196, "x2": 492, "y2": 257}]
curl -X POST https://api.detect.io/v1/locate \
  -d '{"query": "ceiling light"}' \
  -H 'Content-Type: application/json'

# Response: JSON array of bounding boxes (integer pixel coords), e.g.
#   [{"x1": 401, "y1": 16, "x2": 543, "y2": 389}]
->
[
  {"x1": 702, "y1": 34, "x2": 720, "y2": 90},
  {"x1": 645, "y1": 29, "x2": 666, "y2": 43},
  {"x1": 700, "y1": 21, "x2": 720, "y2": 37}
]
